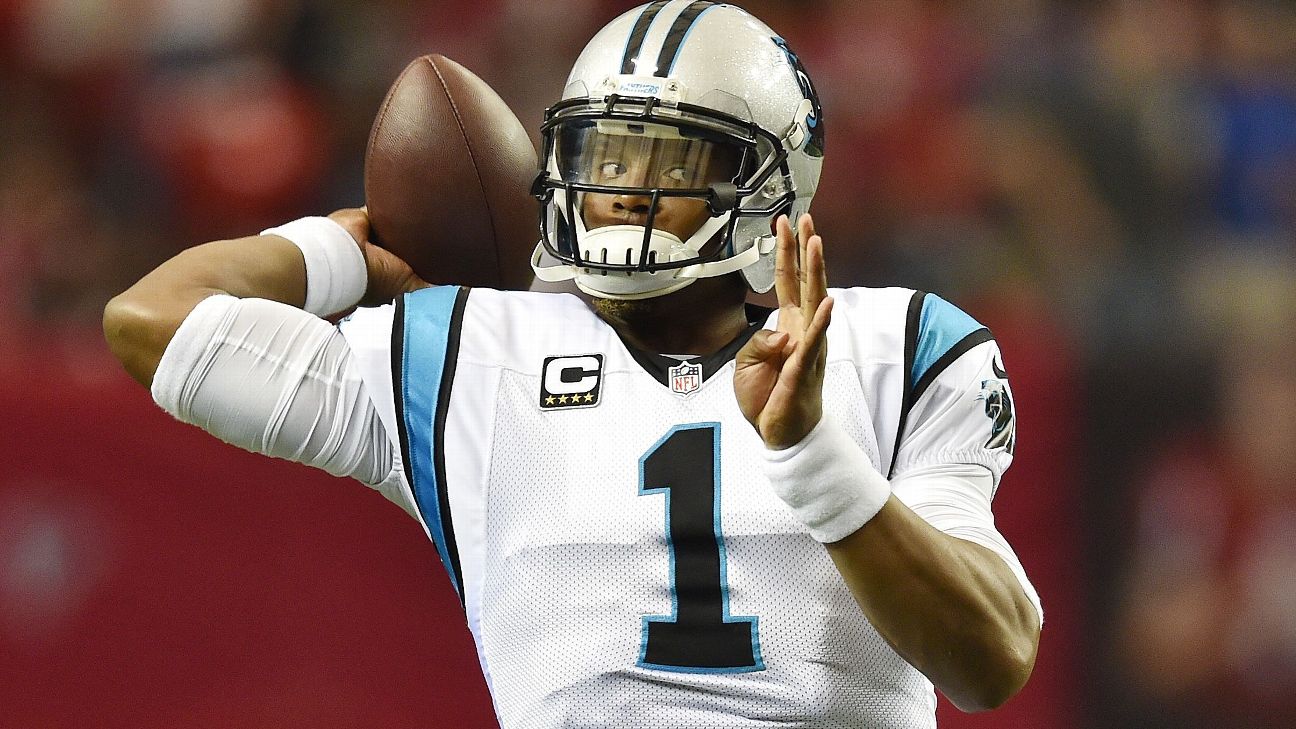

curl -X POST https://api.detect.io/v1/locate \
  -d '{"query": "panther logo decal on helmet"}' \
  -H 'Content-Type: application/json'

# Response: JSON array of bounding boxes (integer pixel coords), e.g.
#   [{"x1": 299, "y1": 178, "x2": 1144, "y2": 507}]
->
[{"x1": 772, "y1": 36, "x2": 824, "y2": 158}]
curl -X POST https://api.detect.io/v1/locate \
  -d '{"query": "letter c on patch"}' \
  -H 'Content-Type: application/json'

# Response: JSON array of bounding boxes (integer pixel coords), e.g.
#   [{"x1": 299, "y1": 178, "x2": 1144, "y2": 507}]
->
[{"x1": 544, "y1": 355, "x2": 601, "y2": 395}]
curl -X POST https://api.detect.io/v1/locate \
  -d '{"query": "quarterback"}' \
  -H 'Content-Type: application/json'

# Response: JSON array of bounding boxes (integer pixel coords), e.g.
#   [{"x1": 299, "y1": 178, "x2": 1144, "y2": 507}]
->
[{"x1": 103, "y1": 2, "x2": 1041, "y2": 727}]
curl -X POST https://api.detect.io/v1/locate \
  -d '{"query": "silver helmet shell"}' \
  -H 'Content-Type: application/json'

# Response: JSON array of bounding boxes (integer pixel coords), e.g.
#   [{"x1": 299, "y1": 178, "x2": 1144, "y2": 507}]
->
[{"x1": 530, "y1": 0, "x2": 825, "y2": 299}]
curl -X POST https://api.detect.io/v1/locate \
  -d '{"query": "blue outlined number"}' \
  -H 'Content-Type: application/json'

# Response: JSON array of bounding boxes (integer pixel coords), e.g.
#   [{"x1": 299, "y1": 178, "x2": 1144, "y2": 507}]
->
[{"x1": 637, "y1": 423, "x2": 763, "y2": 673}]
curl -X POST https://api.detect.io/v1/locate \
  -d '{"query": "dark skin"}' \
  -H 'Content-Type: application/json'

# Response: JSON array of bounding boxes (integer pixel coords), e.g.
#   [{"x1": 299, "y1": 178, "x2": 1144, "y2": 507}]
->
[
  {"x1": 737, "y1": 214, "x2": 1038, "y2": 711},
  {"x1": 102, "y1": 208, "x2": 422, "y2": 387},
  {"x1": 104, "y1": 197, "x2": 1039, "y2": 712},
  {"x1": 592, "y1": 273, "x2": 751, "y2": 355},
  {"x1": 580, "y1": 178, "x2": 830, "y2": 449},
  {"x1": 579, "y1": 163, "x2": 753, "y2": 356}
]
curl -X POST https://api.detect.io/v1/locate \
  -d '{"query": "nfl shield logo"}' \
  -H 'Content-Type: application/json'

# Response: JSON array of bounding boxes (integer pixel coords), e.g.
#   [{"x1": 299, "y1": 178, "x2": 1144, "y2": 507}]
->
[{"x1": 668, "y1": 361, "x2": 702, "y2": 396}]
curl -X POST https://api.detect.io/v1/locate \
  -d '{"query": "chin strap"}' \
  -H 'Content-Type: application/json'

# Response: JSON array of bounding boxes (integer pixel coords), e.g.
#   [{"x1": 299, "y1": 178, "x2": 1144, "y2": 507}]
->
[
  {"x1": 531, "y1": 241, "x2": 578, "y2": 282},
  {"x1": 676, "y1": 234, "x2": 775, "y2": 278},
  {"x1": 530, "y1": 234, "x2": 776, "y2": 302},
  {"x1": 530, "y1": 234, "x2": 775, "y2": 284},
  {"x1": 531, "y1": 185, "x2": 777, "y2": 297}
]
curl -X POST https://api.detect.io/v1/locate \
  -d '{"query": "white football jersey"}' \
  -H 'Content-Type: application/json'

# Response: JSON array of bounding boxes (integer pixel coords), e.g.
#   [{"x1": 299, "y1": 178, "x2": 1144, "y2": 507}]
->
[{"x1": 339, "y1": 286, "x2": 1024, "y2": 729}]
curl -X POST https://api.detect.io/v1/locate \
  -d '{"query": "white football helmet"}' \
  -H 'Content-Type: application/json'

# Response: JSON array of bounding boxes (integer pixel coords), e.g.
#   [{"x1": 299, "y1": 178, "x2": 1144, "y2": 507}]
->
[{"x1": 530, "y1": 0, "x2": 825, "y2": 300}]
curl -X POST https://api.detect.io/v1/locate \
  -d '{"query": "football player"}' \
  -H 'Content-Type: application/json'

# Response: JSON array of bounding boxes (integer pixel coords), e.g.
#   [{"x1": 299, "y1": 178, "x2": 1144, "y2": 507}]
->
[{"x1": 103, "y1": 2, "x2": 1041, "y2": 726}]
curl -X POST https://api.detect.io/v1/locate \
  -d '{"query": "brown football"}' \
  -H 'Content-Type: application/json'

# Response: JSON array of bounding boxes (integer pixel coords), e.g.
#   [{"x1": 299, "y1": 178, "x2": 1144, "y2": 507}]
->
[{"x1": 364, "y1": 54, "x2": 538, "y2": 290}]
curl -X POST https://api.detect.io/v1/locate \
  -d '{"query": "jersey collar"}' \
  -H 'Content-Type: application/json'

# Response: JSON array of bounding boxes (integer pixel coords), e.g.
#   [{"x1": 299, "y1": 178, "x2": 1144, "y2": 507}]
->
[{"x1": 616, "y1": 303, "x2": 773, "y2": 388}]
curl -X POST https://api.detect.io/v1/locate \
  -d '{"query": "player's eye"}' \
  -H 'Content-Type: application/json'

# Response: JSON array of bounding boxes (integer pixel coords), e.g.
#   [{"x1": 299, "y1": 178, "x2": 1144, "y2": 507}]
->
[
  {"x1": 662, "y1": 166, "x2": 690, "y2": 185},
  {"x1": 598, "y1": 161, "x2": 626, "y2": 180}
]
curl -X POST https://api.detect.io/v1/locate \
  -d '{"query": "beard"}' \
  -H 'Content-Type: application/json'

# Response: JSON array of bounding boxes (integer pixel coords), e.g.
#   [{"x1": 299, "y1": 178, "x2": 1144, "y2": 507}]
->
[{"x1": 592, "y1": 296, "x2": 655, "y2": 324}]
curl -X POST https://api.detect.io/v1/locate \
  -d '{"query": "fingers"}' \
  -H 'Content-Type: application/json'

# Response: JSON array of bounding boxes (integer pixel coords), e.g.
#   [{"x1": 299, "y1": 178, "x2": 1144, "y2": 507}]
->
[
  {"x1": 772, "y1": 215, "x2": 799, "y2": 310},
  {"x1": 328, "y1": 207, "x2": 371, "y2": 245},
  {"x1": 779, "y1": 295, "x2": 834, "y2": 388},
  {"x1": 359, "y1": 242, "x2": 429, "y2": 306},
  {"x1": 797, "y1": 212, "x2": 815, "y2": 274},
  {"x1": 736, "y1": 329, "x2": 790, "y2": 367},
  {"x1": 804, "y1": 295, "x2": 834, "y2": 355},
  {"x1": 775, "y1": 212, "x2": 829, "y2": 338},
  {"x1": 804, "y1": 233, "x2": 828, "y2": 311},
  {"x1": 797, "y1": 214, "x2": 825, "y2": 322},
  {"x1": 399, "y1": 268, "x2": 434, "y2": 294}
]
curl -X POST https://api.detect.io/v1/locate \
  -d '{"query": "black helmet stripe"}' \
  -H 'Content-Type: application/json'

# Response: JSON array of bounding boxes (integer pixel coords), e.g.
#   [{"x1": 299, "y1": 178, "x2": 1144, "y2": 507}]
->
[
  {"x1": 652, "y1": 0, "x2": 717, "y2": 77},
  {"x1": 620, "y1": 1, "x2": 671, "y2": 75}
]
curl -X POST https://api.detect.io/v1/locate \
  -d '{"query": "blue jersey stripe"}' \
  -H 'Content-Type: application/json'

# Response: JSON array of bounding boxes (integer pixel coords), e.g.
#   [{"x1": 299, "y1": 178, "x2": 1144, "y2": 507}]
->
[
  {"x1": 399, "y1": 285, "x2": 464, "y2": 597},
  {"x1": 911, "y1": 294, "x2": 984, "y2": 390}
]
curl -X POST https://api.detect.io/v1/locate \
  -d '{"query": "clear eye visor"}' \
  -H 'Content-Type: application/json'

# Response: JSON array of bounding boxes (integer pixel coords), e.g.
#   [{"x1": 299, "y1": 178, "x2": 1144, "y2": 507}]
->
[
  {"x1": 539, "y1": 94, "x2": 788, "y2": 200},
  {"x1": 556, "y1": 119, "x2": 747, "y2": 193}
]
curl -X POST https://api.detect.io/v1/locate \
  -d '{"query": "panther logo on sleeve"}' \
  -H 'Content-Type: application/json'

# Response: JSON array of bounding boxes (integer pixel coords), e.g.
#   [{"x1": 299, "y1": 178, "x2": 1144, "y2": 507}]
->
[{"x1": 977, "y1": 376, "x2": 1016, "y2": 454}]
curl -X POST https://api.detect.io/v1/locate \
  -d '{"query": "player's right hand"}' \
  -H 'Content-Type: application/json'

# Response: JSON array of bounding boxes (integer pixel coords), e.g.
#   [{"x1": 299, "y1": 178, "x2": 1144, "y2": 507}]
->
[{"x1": 328, "y1": 207, "x2": 432, "y2": 306}]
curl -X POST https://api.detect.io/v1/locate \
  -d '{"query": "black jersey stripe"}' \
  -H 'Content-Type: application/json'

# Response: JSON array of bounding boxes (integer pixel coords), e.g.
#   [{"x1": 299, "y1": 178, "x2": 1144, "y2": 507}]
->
[
  {"x1": 432, "y1": 287, "x2": 470, "y2": 609},
  {"x1": 392, "y1": 294, "x2": 416, "y2": 501},
  {"x1": 652, "y1": 1, "x2": 716, "y2": 77},
  {"x1": 910, "y1": 328, "x2": 994, "y2": 409},
  {"x1": 888, "y1": 290, "x2": 927, "y2": 479},
  {"x1": 621, "y1": 1, "x2": 670, "y2": 75}
]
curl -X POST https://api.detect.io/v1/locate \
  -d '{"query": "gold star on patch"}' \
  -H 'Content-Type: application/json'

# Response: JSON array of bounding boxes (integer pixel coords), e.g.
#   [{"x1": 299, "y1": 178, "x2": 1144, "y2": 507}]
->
[
  {"x1": 558, "y1": 395, "x2": 569, "y2": 404},
  {"x1": 544, "y1": 396, "x2": 556, "y2": 406},
  {"x1": 583, "y1": 393, "x2": 595, "y2": 403}
]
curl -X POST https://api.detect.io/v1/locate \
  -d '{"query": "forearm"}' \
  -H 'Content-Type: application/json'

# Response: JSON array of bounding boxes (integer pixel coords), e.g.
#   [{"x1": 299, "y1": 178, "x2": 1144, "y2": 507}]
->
[
  {"x1": 825, "y1": 497, "x2": 1040, "y2": 711},
  {"x1": 103, "y1": 234, "x2": 307, "y2": 386}
]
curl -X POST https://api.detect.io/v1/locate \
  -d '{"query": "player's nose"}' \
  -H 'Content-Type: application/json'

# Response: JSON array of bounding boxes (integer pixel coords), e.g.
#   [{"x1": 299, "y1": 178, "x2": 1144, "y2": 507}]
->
[
  {"x1": 581, "y1": 189, "x2": 661, "y2": 230},
  {"x1": 612, "y1": 192, "x2": 657, "y2": 217}
]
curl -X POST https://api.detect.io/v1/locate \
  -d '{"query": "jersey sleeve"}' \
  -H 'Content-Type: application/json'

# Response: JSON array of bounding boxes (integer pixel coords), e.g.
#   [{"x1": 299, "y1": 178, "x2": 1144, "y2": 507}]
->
[
  {"x1": 336, "y1": 303, "x2": 425, "y2": 519},
  {"x1": 336, "y1": 304, "x2": 404, "y2": 460},
  {"x1": 890, "y1": 294, "x2": 1016, "y2": 489},
  {"x1": 877, "y1": 293, "x2": 1039, "y2": 622}
]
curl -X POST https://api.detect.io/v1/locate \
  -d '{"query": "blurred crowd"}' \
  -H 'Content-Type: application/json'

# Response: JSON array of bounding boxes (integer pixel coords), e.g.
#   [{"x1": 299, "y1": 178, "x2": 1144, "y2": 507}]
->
[{"x1": 2, "y1": 0, "x2": 1294, "y2": 726}]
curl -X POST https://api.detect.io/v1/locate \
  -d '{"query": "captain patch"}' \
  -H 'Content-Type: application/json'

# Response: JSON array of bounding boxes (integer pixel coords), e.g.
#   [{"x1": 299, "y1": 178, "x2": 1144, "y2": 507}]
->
[{"x1": 540, "y1": 354, "x2": 604, "y2": 410}]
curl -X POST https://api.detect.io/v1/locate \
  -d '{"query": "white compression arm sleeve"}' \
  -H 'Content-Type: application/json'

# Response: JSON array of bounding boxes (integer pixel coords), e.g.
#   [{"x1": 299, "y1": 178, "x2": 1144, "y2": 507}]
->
[{"x1": 151, "y1": 294, "x2": 398, "y2": 493}]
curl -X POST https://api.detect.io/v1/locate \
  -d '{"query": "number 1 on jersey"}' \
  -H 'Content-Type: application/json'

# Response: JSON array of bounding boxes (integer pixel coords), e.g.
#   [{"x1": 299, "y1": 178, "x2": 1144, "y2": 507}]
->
[{"x1": 638, "y1": 423, "x2": 763, "y2": 673}]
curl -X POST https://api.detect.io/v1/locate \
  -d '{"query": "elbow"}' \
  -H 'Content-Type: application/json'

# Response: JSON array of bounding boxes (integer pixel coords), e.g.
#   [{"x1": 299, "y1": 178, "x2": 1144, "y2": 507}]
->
[
  {"x1": 103, "y1": 293, "x2": 172, "y2": 388},
  {"x1": 103, "y1": 293, "x2": 139, "y2": 357},
  {"x1": 952, "y1": 627, "x2": 1040, "y2": 713}
]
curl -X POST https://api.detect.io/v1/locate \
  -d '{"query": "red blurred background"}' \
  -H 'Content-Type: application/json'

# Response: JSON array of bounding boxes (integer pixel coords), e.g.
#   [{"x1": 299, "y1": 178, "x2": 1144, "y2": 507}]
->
[{"x1": 3, "y1": 1, "x2": 1295, "y2": 727}]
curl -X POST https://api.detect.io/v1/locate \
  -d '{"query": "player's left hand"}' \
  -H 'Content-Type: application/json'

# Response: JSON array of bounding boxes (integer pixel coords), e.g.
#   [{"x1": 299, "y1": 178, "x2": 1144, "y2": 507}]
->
[{"x1": 734, "y1": 213, "x2": 834, "y2": 449}]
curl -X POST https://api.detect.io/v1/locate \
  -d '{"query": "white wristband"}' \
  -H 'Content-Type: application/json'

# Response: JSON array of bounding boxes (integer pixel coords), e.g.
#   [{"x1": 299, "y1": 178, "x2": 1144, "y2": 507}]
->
[
  {"x1": 262, "y1": 216, "x2": 367, "y2": 316},
  {"x1": 761, "y1": 416, "x2": 892, "y2": 543}
]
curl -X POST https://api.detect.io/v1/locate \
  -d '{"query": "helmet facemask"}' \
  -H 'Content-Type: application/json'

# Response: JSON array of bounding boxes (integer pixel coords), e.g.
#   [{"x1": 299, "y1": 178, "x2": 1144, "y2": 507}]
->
[{"x1": 531, "y1": 87, "x2": 793, "y2": 300}]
